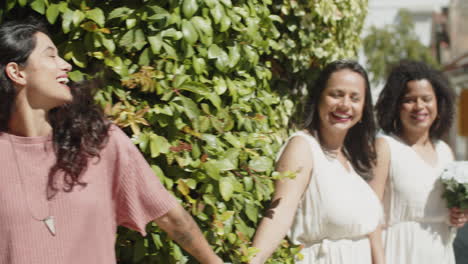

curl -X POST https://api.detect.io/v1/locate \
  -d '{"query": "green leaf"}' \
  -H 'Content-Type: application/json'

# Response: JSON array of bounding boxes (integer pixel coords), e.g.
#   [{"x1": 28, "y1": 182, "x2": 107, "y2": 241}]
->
[
  {"x1": 245, "y1": 201, "x2": 259, "y2": 223},
  {"x1": 215, "y1": 158, "x2": 236, "y2": 171},
  {"x1": 160, "y1": 28, "x2": 183, "y2": 40},
  {"x1": 191, "y1": 16, "x2": 213, "y2": 45},
  {"x1": 199, "y1": 116, "x2": 211, "y2": 132},
  {"x1": 126, "y1": 18, "x2": 137, "y2": 29},
  {"x1": 148, "y1": 34, "x2": 162, "y2": 54},
  {"x1": 6, "y1": 0, "x2": 16, "y2": 12},
  {"x1": 243, "y1": 45, "x2": 259, "y2": 66},
  {"x1": 18, "y1": 0, "x2": 27, "y2": 7},
  {"x1": 213, "y1": 76, "x2": 227, "y2": 95},
  {"x1": 210, "y1": 3, "x2": 224, "y2": 24},
  {"x1": 219, "y1": 15, "x2": 231, "y2": 32},
  {"x1": 150, "y1": 134, "x2": 170, "y2": 158},
  {"x1": 151, "y1": 164, "x2": 166, "y2": 180},
  {"x1": 86, "y1": 8, "x2": 105, "y2": 27},
  {"x1": 72, "y1": 10, "x2": 86, "y2": 27},
  {"x1": 101, "y1": 35, "x2": 116, "y2": 53},
  {"x1": 208, "y1": 44, "x2": 222, "y2": 59},
  {"x1": 147, "y1": 5, "x2": 170, "y2": 20},
  {"x1": 204, "y1": 0, "x2": 218, "y2": 8},
  {"x1": 30, "y1": 0, "x2": 46, "y2": 14},
  {"x1": 65, "y1": 43, "x2": 87, "y2": 68},
  {"x1": 243, "y1": 177, "x2": 254, "y2": 191},
  {"x1": 228, "y1": 45, "x2": 240, "y2": 68},
  {"x1": 120, "y1": 29, "x2": 147, "y2": 51},
  {"x1": 203, "y1": 194, "x2": 217, "y2": 207},
  {"x1": 192, "y1": 57, "x2": 206, "y2": 75},
  {"x1": 207, "y1": 44, "x2": 229, "y2": 71},
  {"x1": 46, "y1": 3, "x2": 60, "y2": 24},
  {"x1": 215, "y1": 52, "x2": 229, "y2": 72},
  {"x1": 138, "y1": 47, "x2": 151, "y2": 66},
  {"x1": 182, "y1": 0, "x2": 198, "y2": 19},
  {"x1": 223, "y1": 132, "x2": 242, "y2": 148},
  {"x1": 181, "y1": 19, "x2": 198, "y2": 45},
  {"x1": 179, "y1": 96, "x2": 200, "y2": 120},
  {"x1": 173, "y1": 75, "x2": 190, "y2": 89},
  {"x1": 108, "y1": 7, "x2": 133, "y2": 20},
  {"x1": 220, "y1": 0, "x2": 232, "y2": 7},
  {"x1": 203, "y1": 160, "x2": 221, "y2": 180},
  {"x1": 151, "y1": 233, "x2": 163, "y2": 248},
  {"x1": 220, "y1": 177, "x2": 234, "y2": 201},
  {"x1": 62, "y1": 9, "x2": 74, "y2": 33},
  {"x1": 68, "y1": 70, "x2": 84, "y2": 82},
  {"x1": 162, "y1": 41, "x2": 178, "y2": 58},
  {"x1": 249, "y1": 157, "x2": 273, "y2": 172}
]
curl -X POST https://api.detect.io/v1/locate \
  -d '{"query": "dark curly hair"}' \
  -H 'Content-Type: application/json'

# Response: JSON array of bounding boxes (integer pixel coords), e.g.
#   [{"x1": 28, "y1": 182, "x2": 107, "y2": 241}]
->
[
  {"x1": 304, "y1": 60, "x2": 377, "y2": 180},
  {"x1": 0, "y1": 17, "x2": 110, "y2": 198},
  {"x1": 375, "y1": 60, "x2": 455, "y2": 139}
]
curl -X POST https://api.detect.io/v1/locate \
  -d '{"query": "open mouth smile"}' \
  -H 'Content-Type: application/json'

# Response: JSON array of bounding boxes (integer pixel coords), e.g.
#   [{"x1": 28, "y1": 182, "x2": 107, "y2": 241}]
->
[{"x1": 331, "y1": 112, "x2": 352, "y2": 122}]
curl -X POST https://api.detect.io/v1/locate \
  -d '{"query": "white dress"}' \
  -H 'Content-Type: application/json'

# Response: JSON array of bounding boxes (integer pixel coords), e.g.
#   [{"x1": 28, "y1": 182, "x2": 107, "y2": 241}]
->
[
  {"x1": 284, "y1": 132, "x2": 382, "y2": 264},
  {"x1": 380, "y1": 134, "x2": 456, "y2": 264}
]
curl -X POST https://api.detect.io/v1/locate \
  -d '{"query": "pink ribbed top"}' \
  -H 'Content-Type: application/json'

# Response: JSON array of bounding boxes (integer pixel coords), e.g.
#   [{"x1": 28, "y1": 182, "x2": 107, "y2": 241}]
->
[{"x1": 0, "y1": 125, "x2": 177, "y2": 264}]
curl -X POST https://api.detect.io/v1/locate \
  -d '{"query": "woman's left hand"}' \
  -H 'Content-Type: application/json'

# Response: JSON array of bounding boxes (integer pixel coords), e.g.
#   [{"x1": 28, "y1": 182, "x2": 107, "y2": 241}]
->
[{"x1": 450, "y1": 208, "x2": 468, "y2": 227}]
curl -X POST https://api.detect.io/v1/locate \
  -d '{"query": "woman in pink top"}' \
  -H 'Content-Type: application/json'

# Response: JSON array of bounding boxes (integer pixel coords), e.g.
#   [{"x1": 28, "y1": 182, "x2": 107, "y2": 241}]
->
[{"x1": 0, "y1": 17, "x2": 223, "y2": 264}]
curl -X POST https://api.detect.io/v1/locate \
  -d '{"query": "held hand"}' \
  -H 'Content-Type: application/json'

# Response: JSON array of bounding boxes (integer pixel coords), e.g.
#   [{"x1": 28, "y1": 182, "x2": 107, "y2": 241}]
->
[{"x1": 449, "y1": 208, "x2": 468, "y2": 227}]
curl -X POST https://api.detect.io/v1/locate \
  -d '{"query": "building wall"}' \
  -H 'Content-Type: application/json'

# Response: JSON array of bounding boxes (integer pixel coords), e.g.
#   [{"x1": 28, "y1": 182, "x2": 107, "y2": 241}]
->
[
  {"x1": 442, "y1": 0, "x2": 468, "y2": 161},
  {"x1": 448, "y1": 0, "x2": 468, "y2": 59}
]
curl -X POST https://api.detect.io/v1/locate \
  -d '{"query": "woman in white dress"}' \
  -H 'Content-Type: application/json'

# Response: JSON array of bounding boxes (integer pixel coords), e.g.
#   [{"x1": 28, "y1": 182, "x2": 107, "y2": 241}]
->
[
  {"x1": 370, "y1": 60, "x2": 467, "y2": 264},
  {"x1": 249, "y1": 60, "x2": 383, "y2": 264}
]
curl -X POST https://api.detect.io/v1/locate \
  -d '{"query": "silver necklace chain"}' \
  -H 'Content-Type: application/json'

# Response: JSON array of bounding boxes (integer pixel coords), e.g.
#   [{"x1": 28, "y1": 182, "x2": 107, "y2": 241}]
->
[{"x1": 7, "y1": 135, "x2": 56, "y2": 236}]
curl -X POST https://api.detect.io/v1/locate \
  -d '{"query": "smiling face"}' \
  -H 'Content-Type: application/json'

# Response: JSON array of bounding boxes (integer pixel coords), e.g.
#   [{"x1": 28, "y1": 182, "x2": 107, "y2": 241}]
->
[
  {"x1": 19, "y1": 32, "x2": 72, "y2": 110},
  {"x1": 317, "y1": 69, "x2": 366, "y2": 133},
  {"x1": 399, "y1": 79, "x2": 438, "y2": 135}
]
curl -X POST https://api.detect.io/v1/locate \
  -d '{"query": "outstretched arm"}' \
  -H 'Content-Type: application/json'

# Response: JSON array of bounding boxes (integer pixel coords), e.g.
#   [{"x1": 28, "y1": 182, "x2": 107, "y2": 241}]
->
[
  {"x1": 249, "y1": 136, "x2": 313, "y2": 264},
  {"x1": 155, "y1": 203, "x2": 223, "y2": 264},
  {"x1": 368, "y1": 137, "x2": 391, "y2": 264}
]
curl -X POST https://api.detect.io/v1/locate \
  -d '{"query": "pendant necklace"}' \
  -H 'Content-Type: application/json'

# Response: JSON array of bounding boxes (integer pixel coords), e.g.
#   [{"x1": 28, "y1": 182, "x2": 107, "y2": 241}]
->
[{"x1": 8, "y1": 135, "x2": 56, "y2": 236}]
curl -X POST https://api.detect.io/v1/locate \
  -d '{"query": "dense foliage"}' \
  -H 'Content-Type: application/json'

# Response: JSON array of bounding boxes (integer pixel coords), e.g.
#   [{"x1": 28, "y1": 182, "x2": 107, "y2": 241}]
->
[{"x1": 1, "y1": 0, "x2": 368, "y2": 263}]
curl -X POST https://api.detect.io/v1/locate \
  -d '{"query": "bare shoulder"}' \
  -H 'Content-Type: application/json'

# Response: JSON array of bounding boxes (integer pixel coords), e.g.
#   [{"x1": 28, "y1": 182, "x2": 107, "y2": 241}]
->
[
  {"x1": 276, "y1": 133, "x2": 314, "y2": 174},
  {"x1": 279, "y1": 134, "x2": 313, "y2": 160}
]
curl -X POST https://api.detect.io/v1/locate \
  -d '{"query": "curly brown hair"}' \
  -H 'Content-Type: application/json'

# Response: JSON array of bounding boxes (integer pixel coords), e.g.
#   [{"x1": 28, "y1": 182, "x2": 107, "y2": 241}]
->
[
  {"x1": 375, "y1": 60, "x2": 455, "y2": 139},
  {"x1": 0, "y1": 17, "x2": 110, "y2": 198}
]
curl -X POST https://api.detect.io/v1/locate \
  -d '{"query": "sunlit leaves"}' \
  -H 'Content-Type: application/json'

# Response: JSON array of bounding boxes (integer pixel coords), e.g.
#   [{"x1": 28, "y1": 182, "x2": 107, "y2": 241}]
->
[
  {"x1": 181, "y1": 19, "x2": 198, "y2": 44},
  {"x1": 182, "y1": 0, "x2": 198, "y2": 19},
  {"x1": 46, "y1": 4, "x2": 60, "y2": 24}
]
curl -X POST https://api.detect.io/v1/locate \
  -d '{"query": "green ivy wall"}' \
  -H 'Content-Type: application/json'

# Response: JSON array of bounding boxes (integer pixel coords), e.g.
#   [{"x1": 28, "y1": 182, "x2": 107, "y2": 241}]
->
[{"x1": 1, "y1": 0, "x2": 368, "y2": 263}]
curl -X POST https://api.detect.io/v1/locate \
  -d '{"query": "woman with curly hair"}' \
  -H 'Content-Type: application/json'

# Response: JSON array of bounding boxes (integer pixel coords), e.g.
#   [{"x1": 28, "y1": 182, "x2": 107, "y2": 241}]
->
[
  {"x1": 370, "y1": 60, "x2": 466, "y2": 263},
  {"x1": 0, "y1": 17, "x2": 222, "y2": 264},
  {"x1": 250, "y1": 60, "x2": 383, "y2": 264}
]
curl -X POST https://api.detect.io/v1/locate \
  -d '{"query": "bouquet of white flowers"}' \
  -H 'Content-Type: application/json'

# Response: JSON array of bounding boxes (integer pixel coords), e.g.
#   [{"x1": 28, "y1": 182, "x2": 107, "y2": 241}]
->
[{"x1": 441, "y1": 161, "x2": 468, "y2": 209}]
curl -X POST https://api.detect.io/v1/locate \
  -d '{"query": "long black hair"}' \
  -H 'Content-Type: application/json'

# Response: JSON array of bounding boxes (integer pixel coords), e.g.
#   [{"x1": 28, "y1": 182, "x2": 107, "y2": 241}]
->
[
  {"x1": 375, "y1": 60, "x2": 455, "y2": 139},
  {"x1": 0, "y1": 17, "x2": 110, "y2": 197},
  {"x1": 304, "y1": 60, "x2": 377, "y2": 180}
]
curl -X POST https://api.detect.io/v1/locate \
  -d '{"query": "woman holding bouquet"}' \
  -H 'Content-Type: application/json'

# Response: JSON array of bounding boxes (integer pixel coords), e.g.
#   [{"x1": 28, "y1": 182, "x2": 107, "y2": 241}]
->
[
  {"x1": 249, "y1": 60, "x2": 383, "y2": 264},
  {"x1": 370, "y1": 60, "x2": 466, "y2": 264}
]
